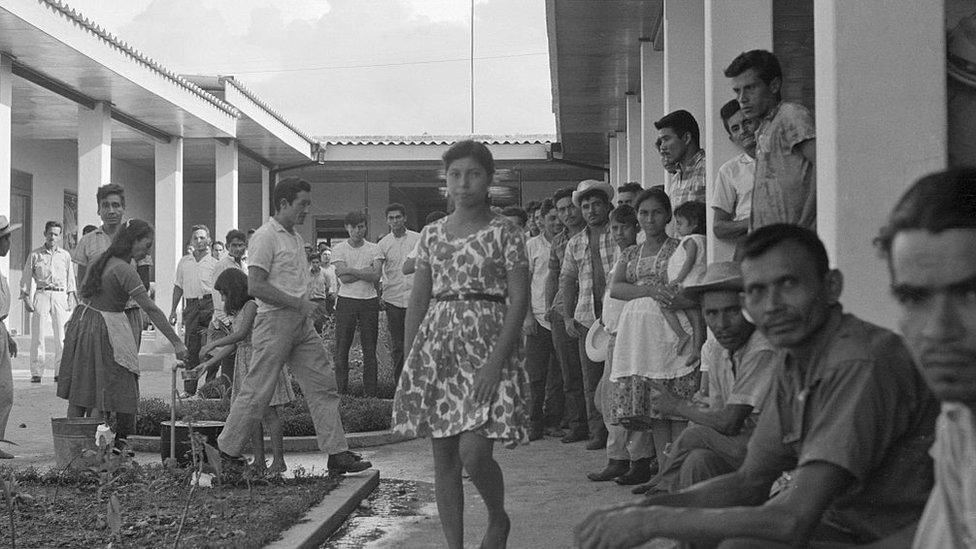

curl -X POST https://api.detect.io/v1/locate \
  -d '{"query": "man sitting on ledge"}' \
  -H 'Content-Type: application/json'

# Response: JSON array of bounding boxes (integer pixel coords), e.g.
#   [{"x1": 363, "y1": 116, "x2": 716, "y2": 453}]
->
[
  {"x1": 631, "y1": 261, "x2": 780, "y2": 496},
  {"x1": 576, "y1": 224, "x2": 938, "y2": 548}
]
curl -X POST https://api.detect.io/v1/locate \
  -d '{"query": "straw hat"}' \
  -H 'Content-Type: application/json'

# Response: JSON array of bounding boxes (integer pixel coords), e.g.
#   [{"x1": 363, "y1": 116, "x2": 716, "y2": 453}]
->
[
  {"x1": 572, "y1": 179, "x2": 614, "y2": 207},
  {"x1": 0, "y1": 216, "x2": 22, "y2": 238},
  {"x1": 682, "y1": 261, "x2": 743, "y2": 298},
  {"x1": 948, "y1": 13, "x2": 976, "y2": 89},
  {"x1": 585, "y1": 321, "x2": 611, "y2": 362}
]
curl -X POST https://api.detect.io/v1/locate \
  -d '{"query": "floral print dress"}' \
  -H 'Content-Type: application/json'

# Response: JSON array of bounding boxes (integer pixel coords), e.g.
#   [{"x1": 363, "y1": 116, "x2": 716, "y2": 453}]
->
[{"x1": 393, "y1": 216, "x2": 530, "y2": 445}]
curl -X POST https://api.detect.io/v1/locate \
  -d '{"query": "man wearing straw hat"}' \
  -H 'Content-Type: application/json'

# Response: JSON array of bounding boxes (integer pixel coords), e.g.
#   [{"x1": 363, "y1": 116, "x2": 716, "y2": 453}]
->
[
  {"x1": 632, "y1": 261, "x2": 780, "y2": 495},
  {"x1": 0, "y1": 216, "x2": 22, "y2": 458}
]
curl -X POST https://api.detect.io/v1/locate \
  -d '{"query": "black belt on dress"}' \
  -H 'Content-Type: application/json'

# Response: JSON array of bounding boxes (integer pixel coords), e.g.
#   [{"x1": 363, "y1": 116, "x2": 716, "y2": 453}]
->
[
  {"x1": 37, "y1": 286, "x2": 65, "y2": 292},
  {"x1": 435, "y1": 293, "x2": 505, "y2": 304},
  {"x1": 185, "y1": 295, "x2": 213, "y2": 303}
]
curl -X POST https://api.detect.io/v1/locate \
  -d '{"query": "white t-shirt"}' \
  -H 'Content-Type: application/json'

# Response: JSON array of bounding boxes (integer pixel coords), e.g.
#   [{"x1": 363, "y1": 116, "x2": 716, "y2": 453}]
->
[
  {"x1": 377, "y1": 230, "x2": 421, "y2": 308},
  {"x1": 332, "y1": 240, "x2": 383, "y2": 300},
  {"x1": 712, "y1": 153, "x2": 756, "y2": 261}
]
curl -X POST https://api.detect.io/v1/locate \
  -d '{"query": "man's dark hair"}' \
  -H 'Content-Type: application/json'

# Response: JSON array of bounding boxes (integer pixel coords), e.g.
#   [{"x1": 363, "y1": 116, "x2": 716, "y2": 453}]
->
[
  {"x1": 385, "y1": 203, "x2": 406, "y2": 216},
  {"x1": 501, "y1": 206, "x2": 528, "y2": 228},
  {"x1": 719, "y1": 99, "x2": 742, "y2": 135},
  {"x1": 344, "y1": 211, "x2": 367, "y2": 227},
  {"x1": 655, "y1": 110, "x2": 700, "y2": 149},
  {"x1": 617, "y1": 182, "x2": 643, "y2": 196},
  {"x1": 442, "y1": 139, "x2": 495, "y2": 176},
  {"x1": 742, "y1": 224, "x2": 829, "y2": 277},
  {"x1": 96, "y1": 183, "x2": 125, "y2": 208},
  {"x1": 82, "y1": 224, "x2": 97, "y2": 235},
  {"x1": 724, "y1": 49, "x2": 783, "y2": 88},
  {"x1": 44, "y1": 220, "x2": 63, "y2": 234},
  {"x1": 190, "y1": 224, "x2": 210, "y2": 237},
  {"x1": 673, "y1": 201, "x2": 707, "y2": 235},
  {"x1": 539, "y1": 198, "x2": 556, "y2": 216},
  {"x1": 225, "y1": 229, "x2": 246, "y2": 244},
  {"x1": 553, "y1": 187, "x2": 575, "y2": 204},
  {"x1": 609, "y1": 204, "x2": 638, "y2": 227},
  {"x1": 425, "y1": 211, "x2": 447, "y2": 225},
  {"x1": 273, "y1": 177, "x2": 311, "y2": 212},
  {"x1": 876, "y1": 168, "x2": 976, "y2": 257}
]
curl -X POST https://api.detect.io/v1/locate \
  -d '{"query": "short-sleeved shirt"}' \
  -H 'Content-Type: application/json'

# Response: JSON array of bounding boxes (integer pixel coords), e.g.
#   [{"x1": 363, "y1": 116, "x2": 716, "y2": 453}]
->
[
  {"x1": 21, "y1": 245, "x2": 76, "y2": 295},
  {"x1": 323, "y1": 264, "x2": 339, "y2": 294},
  {"x1": 211, "y1": 255, "x2": 247, "y2": 328},
  {"x1": 0, "y1": 270, "x2": 9, "y2": 318},
  {"x1": 526, "y1": 233, "x2": 553, "y2": 329},
  {"x1": 308, "y1": 268, "x2": 335, "y2": 300},
  {"x1": 743, "y1": 308, "x2": 938, "y2": 542},
  {"x1": 751, "y1": 102, "x2": 816, "y2": 231},
  {"x1": 87, "y1": 258, "x2": 147, "y2": 312},
  {"x1": 912, "y1": 403, "x2": 976, "y2": 548},
  {"x1": 71, "y1": 225, "x2": 140, "y2": 309},
  {"x1": 712, "y1": 152, "x2": 755, "y2": 261},
  {"x1": 377, "y1": 230, "x2": 421, "y2": 308},
  {"x1": 247, "y1": 217, "x2": 311, "y2": 313},
  {"x1": 174, "y1": 253, "x2": 217, "y2": 299},
  {"x1": 547, "y1": 228, "x2": 572, "y2": 317},
  {"x1": 560, "y1": 225, "x2": 617, "y2": 328},
  {"x1": 665, "y1": 149, "x2": 707, "y2": 211},
  {"x1": 703, "y1": 328, "x2": 780, "y2": 434},
  {"x1": 332, "y1": 240, "x2": 383, "y2": 300}
]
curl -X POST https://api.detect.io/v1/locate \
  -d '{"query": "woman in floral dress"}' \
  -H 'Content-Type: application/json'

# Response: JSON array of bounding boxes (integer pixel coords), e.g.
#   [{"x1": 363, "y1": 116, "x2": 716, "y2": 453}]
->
[
  {"x1": 608, "y1": 188, "x2": 701, "y2": 475},
  {"x1": 393, "y1": 140, "x2": 530, "y2": 549}
]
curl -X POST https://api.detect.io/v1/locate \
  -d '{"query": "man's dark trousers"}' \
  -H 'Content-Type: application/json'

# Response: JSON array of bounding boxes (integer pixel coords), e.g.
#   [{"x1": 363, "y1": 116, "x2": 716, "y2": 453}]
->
[
  {"x1": 384, "y1": 302, "x2": 407, "y2": 384},
  {"x1": 183, "y1": 296, "x2": 213, "y2": 395},
  {"x1": 525, "y1": 318, "x2": 564, "y2": 429},
  {"x1": 576, "y1": 321, "x2": 607, "y2": 440},
  {"x1": 551, "y1": 311, "x2": 587, "y2": 436},
  {"x1": 335, "y1": 296, "x2": 380, "y2": 396}
]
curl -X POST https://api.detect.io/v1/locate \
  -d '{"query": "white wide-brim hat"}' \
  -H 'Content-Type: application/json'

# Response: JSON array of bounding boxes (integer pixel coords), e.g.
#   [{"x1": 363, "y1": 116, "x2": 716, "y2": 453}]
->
[
  {"x1": 0, "y1": 215, "x2": 22, "y2": 238},
  {"x1": 572, "y1": 179, "x2": 615, "y2": 207},
  {"x1": 585, "y1": 321, "x2": 610, "y2": 363}
]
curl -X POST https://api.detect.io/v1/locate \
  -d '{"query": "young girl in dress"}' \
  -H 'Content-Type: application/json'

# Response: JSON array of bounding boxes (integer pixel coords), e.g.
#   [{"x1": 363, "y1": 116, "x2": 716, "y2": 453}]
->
[
  {"x1": 392, "y1": 140, "x2": 530, "y2": 549},
  {"x1": 662, "y1": 200, "x2": 707, "y2": 365},
  {"x1": 193, "y1": 268, "x2": 295, "y2": 475}
]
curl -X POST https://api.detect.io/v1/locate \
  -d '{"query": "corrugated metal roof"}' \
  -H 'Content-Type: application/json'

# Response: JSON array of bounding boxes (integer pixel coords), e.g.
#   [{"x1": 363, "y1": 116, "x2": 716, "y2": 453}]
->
[
  {"x1": 38, "y1": 0, "x2": 240, "y2": 118},
  {"x1": 319, "y1": 134, "x2": 555, "y2": 146}
]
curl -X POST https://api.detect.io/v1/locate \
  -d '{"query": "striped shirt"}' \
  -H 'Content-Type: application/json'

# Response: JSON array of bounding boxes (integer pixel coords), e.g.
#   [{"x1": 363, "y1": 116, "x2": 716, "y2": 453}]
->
[{"x1": 560, "y1": 225, "x2": 617, "y2": 328}]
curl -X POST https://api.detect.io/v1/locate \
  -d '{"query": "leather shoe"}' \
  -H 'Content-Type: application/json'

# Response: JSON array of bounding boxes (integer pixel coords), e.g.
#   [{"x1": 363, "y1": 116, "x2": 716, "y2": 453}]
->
[
  {"x1": 585, "y1": 434, "x2": 608, "y2": 450},
  {"x1": 586, "y1": 459, "x2": 629, "y2": 481},
  {"x1": 561, "y1": 430, "x2": 589, "y2": 444},
  {"x1": 615, "y1": 457, "x2": 656, "y2": 485},
  {"x1": 328, "y1": 451, "x2": 372, "y2": 474}
]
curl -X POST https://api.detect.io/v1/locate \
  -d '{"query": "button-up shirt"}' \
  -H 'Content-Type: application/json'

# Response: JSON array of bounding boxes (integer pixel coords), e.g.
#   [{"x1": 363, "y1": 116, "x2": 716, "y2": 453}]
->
[
  {"x1": 21, "y1": 245, "x2": 76, "y2": 297},
  {"x1": 526, "y1": 233, "x2": 553, "y2": 329},
  {"x1": 702, "y1": 328, "x2": 780, "y2": 435},
  {"x1": 560, "y1": 224, "x2": 617, "y2": 328},
  {"x1": 211, "y1": 254, "x2": 247, "y2": 328},
  {"x1": 665, "y1": 148, "x2": 707, "y2": 210},
  {"x1": 248, "y1": 216, "x2": 310, "y2": 313},
  {"x1": 0, "y1": 269, "x2": 9, "y2": 320},
  {"x1": 751, "y1": 101, "x2": 816, "y2": 231},
  {"x1": 377, "y1": 229, "x2": 420, "y2": 308},
  {"x1": 744, "y1": 307, "x2": 938, "y2": 541},
  {"x1": 308, "y1": 268, "x2": 335, "y2": 300},
  {"x1": 712, "y1": 152, "x2": 756, "y2": 261},
  {"x1": 71, "y1": 225, "x2": 140, "y2": 309},
  {"x1": 174, "y1": 253, "x2": 218, "y2": 300},
  {"x1": 913, "y1": 403, "x2": 976, "y2": 548}
]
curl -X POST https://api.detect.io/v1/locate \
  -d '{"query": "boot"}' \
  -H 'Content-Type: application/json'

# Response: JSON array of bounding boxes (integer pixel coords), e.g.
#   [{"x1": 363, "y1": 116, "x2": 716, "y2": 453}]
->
[
  {"x1": 561, "y1": 429, "x2": 589, "y2": 443},
  {"x1": 615, "y1": 457, "x2": 656, "y2": 485},
  {"x1": 585, "y1": 429, "x2": 608, "y2": 450},
  {"x1": 586, "y1": 459, "x2": 629, "y2": 482}
]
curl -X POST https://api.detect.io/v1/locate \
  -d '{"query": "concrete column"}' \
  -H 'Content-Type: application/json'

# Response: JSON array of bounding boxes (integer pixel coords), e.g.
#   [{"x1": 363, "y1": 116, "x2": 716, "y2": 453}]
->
[
  {"x1": 663, "y1": 0, "x2": 705, "y2": 123},
  {"x1": 77, "y1": 102, "x2": 112, "y2": 227},
  {"x1": 608, "y1": 134, "x2": 619, "y2": 188},
  {"x1": 155, "y1": 138, "x2": 183, "y2": 312},
  {"x1": 641, "y1": 41, "x2": 664, "y2": 189},
  {"x1": 0, "y1": 55, "x2": 12, "y2": 275},
  {"x1": 260, "y1": 165, "x2": 271, "y2": 222},
  {"x1": 214, "y1": 139, "x2": 239, "y2": 239},
  {"x1": 704, "y1": 0, "x2": 772, "y2": 261},
  {"x1": 626, "y1": 92, "x2": 642, "y2": 183},
  {"x1": 814, "y1": 0, "x2": 946, "y2": 328},
  {"x1": 614, "y1": 130, "x2": 628, "y2": 190}
]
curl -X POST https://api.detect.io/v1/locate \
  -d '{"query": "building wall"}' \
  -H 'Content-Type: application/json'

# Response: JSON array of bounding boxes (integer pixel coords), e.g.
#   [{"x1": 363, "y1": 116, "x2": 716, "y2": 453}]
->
[{"x1": 773, "y1": 0, "x2": 815, "y2": 110}]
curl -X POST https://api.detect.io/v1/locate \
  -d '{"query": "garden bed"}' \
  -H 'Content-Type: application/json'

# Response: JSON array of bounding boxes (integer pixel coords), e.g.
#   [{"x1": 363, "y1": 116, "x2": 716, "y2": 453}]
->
[{"x1": 0, "y1": 464, "x2": 340, "y2": 548}]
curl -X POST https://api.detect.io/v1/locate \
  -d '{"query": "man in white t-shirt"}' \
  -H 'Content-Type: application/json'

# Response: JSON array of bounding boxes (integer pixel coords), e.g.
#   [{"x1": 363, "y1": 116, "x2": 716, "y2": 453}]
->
[
  {"x1": 376, "y1": 204, "x2": 420, "y2": 384},
  {"x1": 331, "y1": 211, "x2": 383, "y2": 396},
  {"x1": 712, "y1": 99, "x2": 757, "y2": 261}
]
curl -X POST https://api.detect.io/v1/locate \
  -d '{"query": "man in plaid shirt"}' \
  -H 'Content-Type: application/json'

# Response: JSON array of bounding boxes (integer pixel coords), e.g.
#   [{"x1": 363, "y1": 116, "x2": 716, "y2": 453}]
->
[
  {"x1": 559, "y1": 179, "x2": 617, "y2": 450},
  {"x1": 657, "y1": 109, "x2": 706, "y2": 236}
]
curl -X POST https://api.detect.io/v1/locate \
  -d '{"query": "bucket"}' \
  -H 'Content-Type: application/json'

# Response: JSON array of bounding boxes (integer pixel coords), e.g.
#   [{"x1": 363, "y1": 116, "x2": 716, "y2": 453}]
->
[
  {"x1": 51, "y1": 417, "x2": 103, "y2": 469},
  {"x1": 160, "y1": 420, "x2": 224, "y2": 466}
]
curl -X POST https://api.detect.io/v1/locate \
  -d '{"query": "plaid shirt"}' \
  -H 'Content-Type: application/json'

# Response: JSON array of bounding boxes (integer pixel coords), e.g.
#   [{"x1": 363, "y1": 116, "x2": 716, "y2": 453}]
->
[
  {"x1": 559, "y1": 225, "x2": 617, "y2": 328},
  {"x1": 665, "y1": 148, "x2": 707, "y2": 209}
]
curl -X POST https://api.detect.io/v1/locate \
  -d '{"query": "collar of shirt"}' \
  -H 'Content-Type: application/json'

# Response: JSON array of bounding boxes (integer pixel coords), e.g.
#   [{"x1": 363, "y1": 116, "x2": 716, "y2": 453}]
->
[
  {"x1": 783, "y1": 305, "x2": 845, "y2": 387},
  {"x1": 677, "y1": 149, "x2": 706, "y2": 179},
  {"x1": 759, "y1": 101, "x2": 783, "y2": 131}
]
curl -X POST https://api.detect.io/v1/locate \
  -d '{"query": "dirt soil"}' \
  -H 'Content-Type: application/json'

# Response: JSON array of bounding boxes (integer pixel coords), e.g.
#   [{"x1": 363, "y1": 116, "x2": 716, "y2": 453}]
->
[{"x1": 0, "y1": 465, "x2": 340, "y2": 548}]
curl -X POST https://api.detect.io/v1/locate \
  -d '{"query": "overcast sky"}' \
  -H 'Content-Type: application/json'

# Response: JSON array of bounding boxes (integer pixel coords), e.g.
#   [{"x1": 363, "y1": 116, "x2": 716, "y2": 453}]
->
[{"x1": 66, "y1": 0, "x2": 555, "y2": 137}]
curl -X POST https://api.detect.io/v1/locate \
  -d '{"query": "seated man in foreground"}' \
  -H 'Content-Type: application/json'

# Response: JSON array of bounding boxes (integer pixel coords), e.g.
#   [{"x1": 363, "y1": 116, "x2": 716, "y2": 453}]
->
[
  {"x1": 878, "y1": 168, "x2": 976, "y2": 547},
  {"x1": 576, "y1": 224, "x2": 938, "y2": 548},
  {"x1": 632, "y1": 261, "x2": 780, "y2": 496}
]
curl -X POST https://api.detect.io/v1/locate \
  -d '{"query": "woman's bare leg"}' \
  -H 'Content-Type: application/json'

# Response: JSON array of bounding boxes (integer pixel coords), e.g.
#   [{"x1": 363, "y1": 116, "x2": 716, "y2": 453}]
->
[
  {"x1": 459, "y1": 431, "x2": 510, "y2": 549},
  {"x1": 432, "y1": 436, "x2": 464, "y2": 549}
]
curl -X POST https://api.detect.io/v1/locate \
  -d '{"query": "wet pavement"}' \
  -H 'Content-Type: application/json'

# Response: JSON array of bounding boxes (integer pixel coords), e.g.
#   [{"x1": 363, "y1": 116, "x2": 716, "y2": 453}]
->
[{"x1": 323, "y1": 479, "x2": 437, "y2": 548}]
